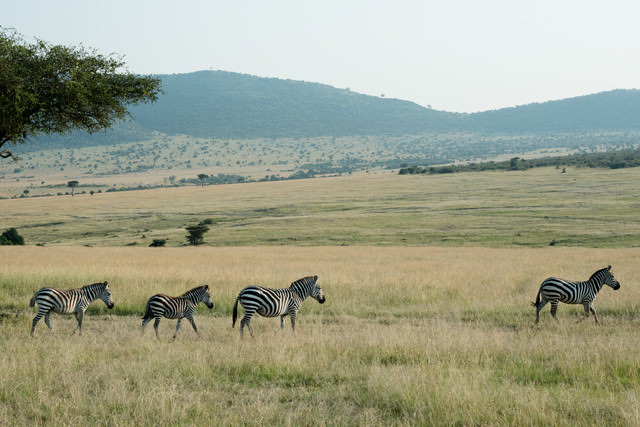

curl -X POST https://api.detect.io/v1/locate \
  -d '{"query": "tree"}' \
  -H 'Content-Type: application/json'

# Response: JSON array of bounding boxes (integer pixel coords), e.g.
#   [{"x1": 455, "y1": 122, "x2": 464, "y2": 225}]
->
[
  {"x1": 0, "y1": 28, "x2": 162, "y2": 161},
  {"x1": 67, "y1": 180, "x2": 79, "y2": 196},
  {"x1": 197, "y1": 173, "x2": 209, "y2": 188},
  {"x1": 0, "y1": 228, "x2": 24, "y2": 245},
  {"x1": 185, "y1": 225, "x2": 209, "y2": 246}
]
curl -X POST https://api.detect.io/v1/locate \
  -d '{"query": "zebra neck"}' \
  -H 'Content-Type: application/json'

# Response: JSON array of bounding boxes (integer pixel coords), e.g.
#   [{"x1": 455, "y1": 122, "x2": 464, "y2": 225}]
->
[
  {"x1": 181, "y1": 292, "x2": 202, "y2": 304},
  {"x1": 587, "y1": 276, "x2": 605, "y2": 292},
  {"x1": 290, "y1": 286, "x2": 310, "y2": 300},
  {"x1": 82, "y1": 285, "x2": 103, "y2": 301}
]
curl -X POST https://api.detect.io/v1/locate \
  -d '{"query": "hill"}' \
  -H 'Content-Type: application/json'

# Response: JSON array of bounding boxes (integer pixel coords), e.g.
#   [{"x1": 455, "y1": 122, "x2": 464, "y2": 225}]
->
[
  {"x1": 130, "y1": 71, "x2": 462, "y2": 138},
  {"x1": 2, "y1": 71, "x2": 640, "y2": 197},
  {"x1": 466, "y1": 89, "x2": 640, "y2": 133},
  {"x1": 31, "y1": 71, "x2": 640, "y2": 148}
]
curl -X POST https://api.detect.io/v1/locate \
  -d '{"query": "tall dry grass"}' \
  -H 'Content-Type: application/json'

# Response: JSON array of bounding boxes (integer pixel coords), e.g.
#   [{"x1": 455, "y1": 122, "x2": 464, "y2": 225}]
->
[{"x1": 1, "y1": 246, "x2": 639, "y2": 425}]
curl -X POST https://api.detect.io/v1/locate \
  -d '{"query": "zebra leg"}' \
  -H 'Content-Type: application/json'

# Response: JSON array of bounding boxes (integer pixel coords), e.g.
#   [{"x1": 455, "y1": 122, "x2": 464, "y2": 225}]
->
[
  {"x1": 577, "y1": 303, "x2": 590, "y2": 322},
  {"x1": 44, "y1": 312, "x2": 53, "y2": 332},
  {"x1": 187, "y1": 315, "x2": 199, "y2": 336},
  {"x1": 240, "y1": 314, "x2": 254, "y2": 338},
  {"x1": 72, "y1": 311, "x2": 84, "y2": 336},
  {"x1": 153, "y1": 317, "x2": 161, "y2": 339},
  {"x1": 290, "y1": 313, "x2": 296, "y2": 332},
  {"x1": 278, "y1": 315, "x2": 286, "y2": 332},
  {"x1": 550, "y1": 301, "x2": 559, "y2": 320},
  {"x1": 173, "y1": 318, "x2": 183, "y2": 340},
  {"x1": 31, "y1": 311, "x2": 45, "y2": 336},
  {"x1": 535, "y1": 298, "x2": 548, "y2": 323},
  {"x1": 141, "y1": 317, "x2": 152, "y2": 334},
  {"x1": 589, "y1": 305, "x2": 599, "y2": 324}
]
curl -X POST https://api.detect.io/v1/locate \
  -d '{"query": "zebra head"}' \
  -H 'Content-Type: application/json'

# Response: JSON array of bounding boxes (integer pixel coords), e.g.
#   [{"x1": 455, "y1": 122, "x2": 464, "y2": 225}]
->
[
  {"x1": 201, "y1": 285, "x2": 214, "y2": 309},
  {"x1": 310, "y1": 275, "x2": 326, "y2": 304},
  {"x1": 603, "y1": 265, "x2": 621, "y2": 290},
  {"x1": 99, "y1": 281, "x2": 115, "y2": 309}
]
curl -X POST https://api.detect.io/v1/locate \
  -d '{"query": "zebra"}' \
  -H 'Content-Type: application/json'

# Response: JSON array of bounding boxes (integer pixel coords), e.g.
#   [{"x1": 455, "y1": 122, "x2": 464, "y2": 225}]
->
[
  {"x1": 141, "y1": 285, "x2": 214, "y2": 339},
  {"x1": 232, "y1": 275, "x2": 325, "y2": 338},
  {"x1": 29, "y1": 281, "x2": 114, "y2": 337},
  {"x1": 531, "y1": 265, "x2": 620, "y2": 324}
]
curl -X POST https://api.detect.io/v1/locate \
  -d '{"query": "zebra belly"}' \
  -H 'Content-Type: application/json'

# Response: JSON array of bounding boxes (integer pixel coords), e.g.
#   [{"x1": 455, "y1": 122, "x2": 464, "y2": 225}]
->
[{"x1": 256, "y1": 306, "x2": 287, "y2": 317}]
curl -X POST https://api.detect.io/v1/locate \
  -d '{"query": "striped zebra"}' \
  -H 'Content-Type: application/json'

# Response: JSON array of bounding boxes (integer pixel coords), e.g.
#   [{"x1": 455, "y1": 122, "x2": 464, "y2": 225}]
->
[
  {"x1": 232, "y1": 275, "x2": 325, "y2": 338},
  {"x1": 141, "y1": 285, "x2": 213, "y2": 339},
  {"x1": 29, "y1": 281, "x2": 114, "y2": 337},
  {"x1": 531, "y1": 265, "x2": 620, "y2": 324}
]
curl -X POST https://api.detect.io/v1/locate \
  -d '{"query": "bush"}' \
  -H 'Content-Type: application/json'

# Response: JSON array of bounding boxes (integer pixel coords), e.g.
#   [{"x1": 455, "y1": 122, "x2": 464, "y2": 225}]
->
[
  {"x1": 149, "y1": 239, "x2": 167, "y2": 247},
  {"x1": 0, "y1": 228, "x2": 25, "y2": 245}
]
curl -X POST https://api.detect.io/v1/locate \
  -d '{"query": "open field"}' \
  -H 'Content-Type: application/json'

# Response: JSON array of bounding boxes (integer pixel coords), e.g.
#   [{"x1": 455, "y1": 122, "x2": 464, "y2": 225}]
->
[
  {"x1": 4, "y1": 129, "x2": 633, "y2": 197},
  {"x1": 2, "y1": 166, "x2": 640, "y2": 247},
  {"x1": 1, "y1": 246, "x2": 639, "y2": 425}
]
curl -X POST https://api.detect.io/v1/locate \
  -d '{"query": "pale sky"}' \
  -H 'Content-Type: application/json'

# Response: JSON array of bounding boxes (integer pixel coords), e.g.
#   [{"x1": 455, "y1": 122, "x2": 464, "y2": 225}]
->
[{"x1": 3, "y1": 0, "x2": 640, "y2": 113}]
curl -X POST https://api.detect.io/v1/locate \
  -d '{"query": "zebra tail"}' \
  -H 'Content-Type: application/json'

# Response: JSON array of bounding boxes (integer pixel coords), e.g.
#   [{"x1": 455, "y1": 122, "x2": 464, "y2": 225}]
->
[
  {"x1": 29, "y1": 293, "x2": 37, "y2": 307},
  {"x1": 141, "y1": 300, "x2": 152, "y2": 321},
  {"x1": 232, "y1": 297, "x2": 239, "y2": 328},
  {"x1": 531, "y1": 288, "x2": 541, "y2": 307}
]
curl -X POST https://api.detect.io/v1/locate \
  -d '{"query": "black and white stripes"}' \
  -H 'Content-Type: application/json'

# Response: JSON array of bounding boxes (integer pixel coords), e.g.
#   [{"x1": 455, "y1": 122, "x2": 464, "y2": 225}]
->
[
  {"x1": 532, "y1": 265, "x2": 620, "y2": 324},
  {"x1": 141, "y1": 285, "x2": 214, "y2": 339},
  {"x1": 29, "y1": 281, "x2": 114, "y2": 337},
  {"x1": 232, "y1": 275, "x2": 326, "y2": 337}
]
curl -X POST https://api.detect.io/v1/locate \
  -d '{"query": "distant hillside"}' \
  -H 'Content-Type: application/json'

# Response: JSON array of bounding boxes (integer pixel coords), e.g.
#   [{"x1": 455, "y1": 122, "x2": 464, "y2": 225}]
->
[
  {"x1": 129, "y1": 71, "x2": 461, "y2": 138},
  {"x1": 29, "y1": 71, "x2": 640, "y2": 148},
  {"x1": 7, "y1": 71, "x2": 640, "y2": 190},
  {"x1": 466, "y1": 89, "x2": 640, "y2": 133}
]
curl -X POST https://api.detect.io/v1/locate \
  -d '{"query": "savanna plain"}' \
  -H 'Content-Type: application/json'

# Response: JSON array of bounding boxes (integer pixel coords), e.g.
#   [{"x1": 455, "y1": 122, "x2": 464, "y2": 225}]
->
[{"x1": 2, "y1": 168, "x2": 640, "y2": 426}]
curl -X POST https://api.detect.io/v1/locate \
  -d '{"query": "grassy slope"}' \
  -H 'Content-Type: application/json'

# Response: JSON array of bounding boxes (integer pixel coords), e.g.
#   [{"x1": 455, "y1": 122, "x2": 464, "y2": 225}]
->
[{"x1": 2, "y1": 166, "x2": 640, "y2": 247}]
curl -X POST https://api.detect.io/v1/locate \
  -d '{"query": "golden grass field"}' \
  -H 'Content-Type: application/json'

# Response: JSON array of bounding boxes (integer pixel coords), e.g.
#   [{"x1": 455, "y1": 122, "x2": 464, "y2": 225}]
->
[
  {"x1": 1, "y1": 167, "x2": 640, "y2": 425},
  {"x1": 1, "y1": 245, "x2": 639, "y2": 426}
]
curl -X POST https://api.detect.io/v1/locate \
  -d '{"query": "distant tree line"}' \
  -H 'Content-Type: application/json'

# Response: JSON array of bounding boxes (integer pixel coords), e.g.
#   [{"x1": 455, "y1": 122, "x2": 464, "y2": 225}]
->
[{"x1": 399, "y1": 149, "x2": 640, "y2": 175}]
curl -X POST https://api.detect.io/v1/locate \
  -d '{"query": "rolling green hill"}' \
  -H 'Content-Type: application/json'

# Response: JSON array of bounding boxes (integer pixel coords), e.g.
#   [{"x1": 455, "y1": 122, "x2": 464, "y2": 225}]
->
[
  {"x1": 130, "y1": 71, "x2": 463, "y2": 138},
  {"x1": 3, "y1": 71, "x2": 640, "y2": 194},
  {"x1": 29, "y1": 71, "x2": 640, "y2": 149}
]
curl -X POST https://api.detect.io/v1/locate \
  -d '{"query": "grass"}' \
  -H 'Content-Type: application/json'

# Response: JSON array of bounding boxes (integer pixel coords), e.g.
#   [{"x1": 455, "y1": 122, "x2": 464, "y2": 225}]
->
[
  {"x1": 1, "y1": 246, "x2": 640, "y2": 425},
  {"x1": 2, "y1": 166, "x2": 640, "y2": 424},
  {"x1": 2, "y1": 166, "x2": 640, "y2": 247}
]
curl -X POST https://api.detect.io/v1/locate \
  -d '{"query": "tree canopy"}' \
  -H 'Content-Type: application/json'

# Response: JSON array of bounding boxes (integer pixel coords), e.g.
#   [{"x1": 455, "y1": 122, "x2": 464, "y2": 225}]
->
[{"x1": 0, "y1": 28, "x2": 162, "y2": 160}]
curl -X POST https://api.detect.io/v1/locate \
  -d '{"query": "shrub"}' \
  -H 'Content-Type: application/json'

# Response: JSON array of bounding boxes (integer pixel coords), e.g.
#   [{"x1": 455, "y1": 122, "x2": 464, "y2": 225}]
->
[
  {"x1": 0, "y1": 228, "x2": 25, "y2": 245},
  {"x1": 149, "y1": 239, "x2": 167, "y2": 247}
]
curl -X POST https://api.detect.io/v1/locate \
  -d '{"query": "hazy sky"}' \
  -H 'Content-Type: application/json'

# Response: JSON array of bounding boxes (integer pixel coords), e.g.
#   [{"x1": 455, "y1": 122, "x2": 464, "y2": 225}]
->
[{"x1": 3, "y1": 0, "x2": 640, "y2": 113}]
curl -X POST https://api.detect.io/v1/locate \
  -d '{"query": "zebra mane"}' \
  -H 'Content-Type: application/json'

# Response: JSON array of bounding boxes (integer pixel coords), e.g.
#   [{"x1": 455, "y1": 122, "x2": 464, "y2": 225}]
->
[
  {"x1": 289, "y1": 276, "x2": 318, "y2": 296},
  {"x1": 589, "y1": 266, "x2": 611, "y2": 282},
  {"x1": 81, "y1": 281, "x2": 108, "y2": 290},
  {"x1": 180, "y1": 285, "x2": 208, "y2": 297}
]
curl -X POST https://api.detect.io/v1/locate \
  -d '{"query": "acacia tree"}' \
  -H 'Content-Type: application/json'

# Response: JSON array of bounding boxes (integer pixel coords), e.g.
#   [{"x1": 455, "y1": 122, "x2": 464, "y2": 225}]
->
[
  {"x1": 185, "y1": 225, "x2": 209, "y2": 246},
  {"x1": 67, "y1": 180, "x2": 79, "y2": 196},
  {"x1": 197, "y1": 173, "x2": 209, "y2": 187},
  {"x1": 0, "y1": 28, "x2": 162, "y2": 161}
]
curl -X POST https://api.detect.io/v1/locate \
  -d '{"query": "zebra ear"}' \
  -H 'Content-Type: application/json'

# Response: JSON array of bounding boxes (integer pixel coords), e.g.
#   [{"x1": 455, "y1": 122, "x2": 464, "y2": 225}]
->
[
  {"x1": 313, "y1": 275, "x2": 318, "y2": 282},
  {"x1": 204, "y1": 284, "x2": 209, "y2": 290},
  {"x1": 607, "y1": 265, "x2": 611, "y2": 271}
]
